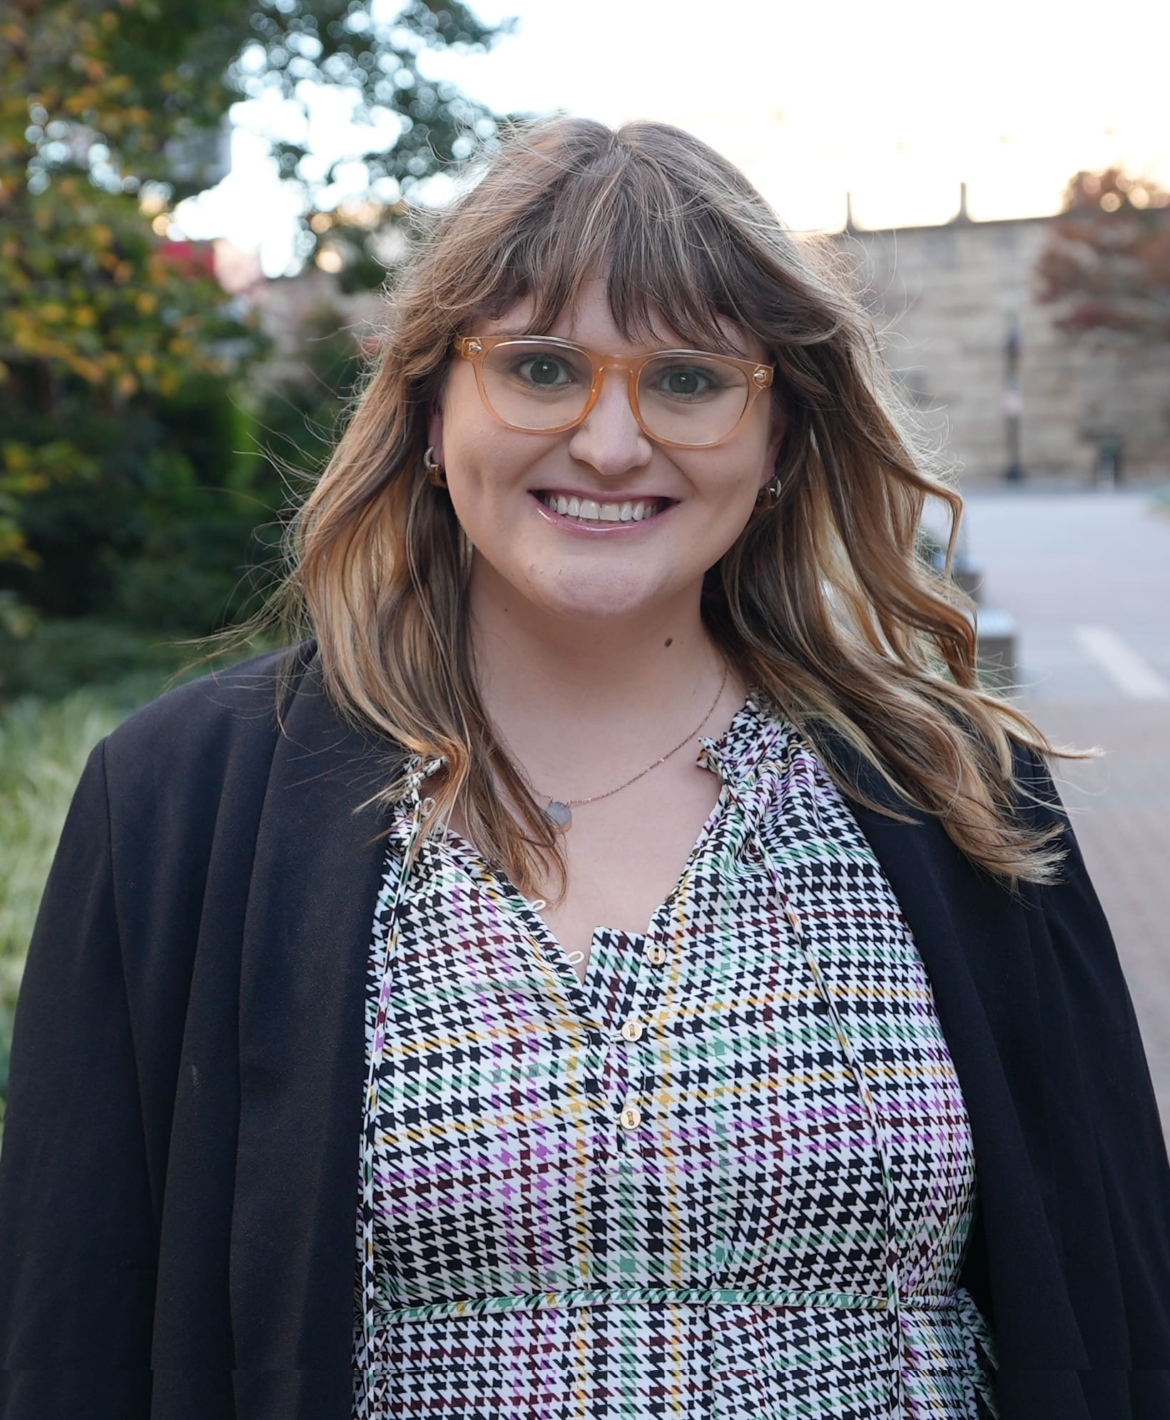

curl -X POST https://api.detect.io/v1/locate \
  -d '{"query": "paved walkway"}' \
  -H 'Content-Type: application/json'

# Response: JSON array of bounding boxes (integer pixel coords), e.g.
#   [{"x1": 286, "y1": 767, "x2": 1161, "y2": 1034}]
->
[{"x1": 958, "y1": 487, "x2": 1170, "y2": 1125}]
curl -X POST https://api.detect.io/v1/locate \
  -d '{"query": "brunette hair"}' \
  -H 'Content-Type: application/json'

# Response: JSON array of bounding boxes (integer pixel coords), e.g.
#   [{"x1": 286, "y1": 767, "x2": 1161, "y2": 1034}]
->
[{"x1": 276, "y1": 116, "x2": 1082, "y2": 894}]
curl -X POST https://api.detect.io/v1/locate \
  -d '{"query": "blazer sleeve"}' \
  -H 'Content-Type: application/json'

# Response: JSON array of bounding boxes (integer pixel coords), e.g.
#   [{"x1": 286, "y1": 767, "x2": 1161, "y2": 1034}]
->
[
  {"x1": 1018, "y1": 746, "x2": 1170, "y2": 1401},
  {"x1": 0, "y1": 739, "x2": 153, "y2": 1418}
]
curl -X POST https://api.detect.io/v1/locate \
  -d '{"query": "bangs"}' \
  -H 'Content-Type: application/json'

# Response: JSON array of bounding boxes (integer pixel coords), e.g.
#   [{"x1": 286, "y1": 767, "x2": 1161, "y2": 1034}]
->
[{"x1": 461, "y1": 127, "x2": 769, "y2": 356}]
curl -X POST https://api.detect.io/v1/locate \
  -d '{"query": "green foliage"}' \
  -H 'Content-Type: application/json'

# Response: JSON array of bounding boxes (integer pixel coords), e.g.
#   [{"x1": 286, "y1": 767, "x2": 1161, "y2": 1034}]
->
[
  {"x1": 0, "y1": 351, "x2": 290, "y2": 639},
  {"x1": 1036, "y1": 169, "x2": 1170, "y2": 342},
  {"x1": 0, "y1": 618, "x2": 191, "y2": 700},
  {"x1": 0, "y1": 0, "x2": 507, "y2": 679},
  {"x1": 0, "y1": 175, "x2": 270, "y2": 578},
  {"x1": 1, "y1": 1, "x2": 274, "y2": 592},
  {"x1": 3, "y1": 0, "x2": 249, "y2": 196}
]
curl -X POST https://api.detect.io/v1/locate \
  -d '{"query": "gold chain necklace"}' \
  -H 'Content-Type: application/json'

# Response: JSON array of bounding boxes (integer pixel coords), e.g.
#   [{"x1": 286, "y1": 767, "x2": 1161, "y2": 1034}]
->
[{"x1": 533, "y1": 664, "x2": 729, "y2": 833}]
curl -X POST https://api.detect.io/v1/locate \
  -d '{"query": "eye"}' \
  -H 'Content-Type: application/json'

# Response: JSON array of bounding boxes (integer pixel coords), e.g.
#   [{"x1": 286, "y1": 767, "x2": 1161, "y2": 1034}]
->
[
  {"x1": 665, "y1": 368, "x2": 707, "y2": 396},
  {"x1": 514, "y1": 354, "x2": 575, "y2": 388},
  {"x1": 651, "y1": 363, "x2": 724, "y2": 399}
]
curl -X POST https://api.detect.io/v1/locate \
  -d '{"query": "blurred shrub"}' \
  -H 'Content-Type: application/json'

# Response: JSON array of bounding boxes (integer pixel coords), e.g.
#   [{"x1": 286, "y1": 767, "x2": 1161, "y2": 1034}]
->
[
  {"x1": 0, "y1": 618, "x2": 188, "y2": 701},
  {"x1": 1, "y1": 355, "x2": 285, "y2": 633}
]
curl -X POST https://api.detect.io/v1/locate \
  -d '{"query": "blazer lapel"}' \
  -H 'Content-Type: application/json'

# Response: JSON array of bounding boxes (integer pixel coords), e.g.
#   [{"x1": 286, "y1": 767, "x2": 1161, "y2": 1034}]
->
[{"x1": 229, "y1": 660, "x2": 398, "y2": 1405}]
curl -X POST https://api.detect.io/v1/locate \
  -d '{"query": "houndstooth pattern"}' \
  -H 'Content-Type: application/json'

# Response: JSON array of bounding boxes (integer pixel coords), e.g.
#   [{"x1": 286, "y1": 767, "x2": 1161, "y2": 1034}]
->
[{"x1": 353, "y1": 694, "x2": 998, "y2": 1418}]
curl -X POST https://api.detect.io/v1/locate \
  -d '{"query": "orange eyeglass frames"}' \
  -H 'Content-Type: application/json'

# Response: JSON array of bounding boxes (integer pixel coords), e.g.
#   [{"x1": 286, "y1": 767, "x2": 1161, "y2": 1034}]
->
[{"x1": 454, "y1": 335, "x2": 774, "y2": 450}]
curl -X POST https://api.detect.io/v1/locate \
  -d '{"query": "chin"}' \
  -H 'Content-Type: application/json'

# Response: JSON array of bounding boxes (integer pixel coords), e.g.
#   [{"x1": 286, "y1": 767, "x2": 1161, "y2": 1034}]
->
[{"x1": 528, "y1": 563, "x2": 682, "y2": 624}]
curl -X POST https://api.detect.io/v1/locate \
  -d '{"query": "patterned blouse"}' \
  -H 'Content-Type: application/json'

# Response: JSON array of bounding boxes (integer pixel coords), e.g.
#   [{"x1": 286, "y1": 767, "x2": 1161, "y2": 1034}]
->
[{"x1": 353, "y1": 694, "x2": 999, "y2": 1419}]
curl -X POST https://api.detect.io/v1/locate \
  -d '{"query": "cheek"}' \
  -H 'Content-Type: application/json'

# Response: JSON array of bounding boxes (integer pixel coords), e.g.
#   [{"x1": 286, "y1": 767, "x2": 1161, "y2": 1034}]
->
[
  {"x1": 444, "y1": 430, "x2": 557, "y2": 547},
  {"x1": 685, "y1": 443, "x2": 771, "y2": 515}
]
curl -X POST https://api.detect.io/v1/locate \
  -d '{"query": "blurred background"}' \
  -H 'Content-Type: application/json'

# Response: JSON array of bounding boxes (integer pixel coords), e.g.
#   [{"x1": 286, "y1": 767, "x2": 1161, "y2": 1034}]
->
[{"x1": 2, "y1": 0, "x2": 1168, "y2": 1129}]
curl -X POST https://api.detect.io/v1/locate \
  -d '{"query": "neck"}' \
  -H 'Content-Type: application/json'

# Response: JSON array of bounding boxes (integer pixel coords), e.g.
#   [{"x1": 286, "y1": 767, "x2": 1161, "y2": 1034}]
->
[{"x1": 468, "y1": 567, "x2": 732, "y2": 782}]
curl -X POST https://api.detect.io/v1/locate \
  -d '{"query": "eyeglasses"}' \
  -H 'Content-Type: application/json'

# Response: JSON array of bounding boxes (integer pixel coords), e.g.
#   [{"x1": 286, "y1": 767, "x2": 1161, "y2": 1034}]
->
[{"x1": 454, "y1": 335, "x2": 774, "y2": 450}]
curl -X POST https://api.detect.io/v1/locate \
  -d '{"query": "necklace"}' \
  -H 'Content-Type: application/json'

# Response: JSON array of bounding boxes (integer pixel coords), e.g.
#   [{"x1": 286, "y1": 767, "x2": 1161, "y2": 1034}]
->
[{"x1": 534, "y1": 664, "x2": 730, "y2": 833}]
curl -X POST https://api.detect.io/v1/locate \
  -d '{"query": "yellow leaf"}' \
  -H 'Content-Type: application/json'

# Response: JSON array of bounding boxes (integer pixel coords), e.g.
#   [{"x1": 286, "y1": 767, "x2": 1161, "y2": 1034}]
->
[{"x1": 70, "y1": 358, "x2": 104, "y2": 384}]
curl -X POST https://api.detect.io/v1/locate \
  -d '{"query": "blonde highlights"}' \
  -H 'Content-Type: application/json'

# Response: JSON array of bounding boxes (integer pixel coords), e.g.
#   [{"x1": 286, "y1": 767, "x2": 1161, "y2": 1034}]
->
[{"x1": 281, "y1": 117, "x2": 1082, "y2": 893}]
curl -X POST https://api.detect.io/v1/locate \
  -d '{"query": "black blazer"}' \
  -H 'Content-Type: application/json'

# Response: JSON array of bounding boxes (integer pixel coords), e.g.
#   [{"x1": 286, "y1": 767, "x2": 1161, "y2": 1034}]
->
[{"x1": 1, "y1": 646, "x2": 1169, "y2": 1419}]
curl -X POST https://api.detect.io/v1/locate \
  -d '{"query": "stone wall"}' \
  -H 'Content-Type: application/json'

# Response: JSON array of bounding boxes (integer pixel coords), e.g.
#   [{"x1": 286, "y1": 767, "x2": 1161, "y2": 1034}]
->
[{"x1": 837, "y1": 215, "x2": 1170, "y2": 483}]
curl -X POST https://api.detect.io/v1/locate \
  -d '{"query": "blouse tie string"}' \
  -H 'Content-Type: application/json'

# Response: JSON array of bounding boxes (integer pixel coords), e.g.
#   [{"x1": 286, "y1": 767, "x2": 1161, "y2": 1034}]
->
[{"x1": 356, "y1": 757, "x2": 443, "y2": 1388}]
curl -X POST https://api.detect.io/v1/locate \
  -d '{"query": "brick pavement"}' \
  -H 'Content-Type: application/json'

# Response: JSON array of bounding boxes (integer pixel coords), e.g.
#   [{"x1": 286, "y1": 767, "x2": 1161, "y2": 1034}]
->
[
  {"x1": 1017, "y1": 699, "x2": 1170, "y2": 1125},
  {"x1": 959, "y1": 488, "x2": 1170, "y2": 1129}
]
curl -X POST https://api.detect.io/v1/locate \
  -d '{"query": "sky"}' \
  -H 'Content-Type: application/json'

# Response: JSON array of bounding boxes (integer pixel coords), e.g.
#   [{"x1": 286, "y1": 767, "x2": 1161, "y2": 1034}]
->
[{"x1": 174, "y1": 0, "x2": 1170, "y2": 276}]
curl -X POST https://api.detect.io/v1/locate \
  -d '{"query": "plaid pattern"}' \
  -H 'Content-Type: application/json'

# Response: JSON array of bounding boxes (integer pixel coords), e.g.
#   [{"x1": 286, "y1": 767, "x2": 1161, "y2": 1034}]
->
[{"x1": 353, "y1": 695, "x2": 998, "y2": 1418}]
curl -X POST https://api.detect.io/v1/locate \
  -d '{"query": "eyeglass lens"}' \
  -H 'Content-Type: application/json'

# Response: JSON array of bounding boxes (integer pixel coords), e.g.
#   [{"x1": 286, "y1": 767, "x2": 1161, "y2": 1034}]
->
[{"x1": 478, "y1": 340, "x2": 752, "y2": 445}]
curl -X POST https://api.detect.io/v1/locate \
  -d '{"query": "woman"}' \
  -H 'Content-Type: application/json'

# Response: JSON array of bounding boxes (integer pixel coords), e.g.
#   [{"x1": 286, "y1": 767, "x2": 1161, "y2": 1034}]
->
[{"x1": 1, "y1": 118, "x2": 1168, "y2": 1420}]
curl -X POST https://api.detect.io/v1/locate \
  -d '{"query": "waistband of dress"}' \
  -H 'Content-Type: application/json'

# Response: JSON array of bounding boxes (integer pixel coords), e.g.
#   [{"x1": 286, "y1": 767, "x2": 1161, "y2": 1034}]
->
[{"x1": 373, "y1": 1285, "x2": 969, "y2": 1323}]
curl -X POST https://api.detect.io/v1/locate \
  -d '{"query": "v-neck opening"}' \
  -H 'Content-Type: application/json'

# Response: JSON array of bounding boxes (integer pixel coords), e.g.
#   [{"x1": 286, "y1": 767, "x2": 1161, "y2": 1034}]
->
[
  {"x1": 437, "y1": 776, "x2": 731, "y2": 976},
  {"x1": 411, "y1": 694, "x2": 780, "y2": 1024},
  {"x1": 433, "y1": 785, "x2": 734, "y2": 1027}
]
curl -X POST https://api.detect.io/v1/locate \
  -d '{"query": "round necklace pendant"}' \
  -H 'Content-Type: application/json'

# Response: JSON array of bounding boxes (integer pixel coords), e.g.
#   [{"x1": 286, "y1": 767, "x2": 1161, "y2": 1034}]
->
[{"x1": 544, "y1": 800, "x2": 573, "y2": 833}]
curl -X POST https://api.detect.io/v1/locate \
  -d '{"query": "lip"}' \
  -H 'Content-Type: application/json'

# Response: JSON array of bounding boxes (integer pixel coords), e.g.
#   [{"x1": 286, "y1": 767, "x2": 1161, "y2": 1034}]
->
[{"x1": 529, "y1": 490, "x2": 676, "y2": 533}]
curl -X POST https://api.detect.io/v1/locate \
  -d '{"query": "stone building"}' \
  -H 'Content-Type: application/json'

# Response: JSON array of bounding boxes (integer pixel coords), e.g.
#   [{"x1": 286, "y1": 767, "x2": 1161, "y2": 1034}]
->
[{"x1": 836, "y1": 193, "x2": 1170, "y2": 484}]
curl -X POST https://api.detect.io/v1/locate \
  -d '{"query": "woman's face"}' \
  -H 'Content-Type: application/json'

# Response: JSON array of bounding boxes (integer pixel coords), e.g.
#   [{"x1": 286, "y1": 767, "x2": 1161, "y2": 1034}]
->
[{"x1": 429, "y1": 278, "x2": 785, "y2": 630}]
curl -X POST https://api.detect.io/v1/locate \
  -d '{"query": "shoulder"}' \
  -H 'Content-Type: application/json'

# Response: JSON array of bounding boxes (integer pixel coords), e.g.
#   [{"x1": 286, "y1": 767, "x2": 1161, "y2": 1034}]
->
[{"x1": 102, "y1": 642, "x2": 316, "y2": 784}]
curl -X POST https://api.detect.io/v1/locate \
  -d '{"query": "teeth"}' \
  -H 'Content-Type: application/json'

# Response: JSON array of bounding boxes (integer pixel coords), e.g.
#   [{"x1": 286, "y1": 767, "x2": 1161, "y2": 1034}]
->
[{"x1": 539, "y1": 494, "x2": 663, "y2": 523}]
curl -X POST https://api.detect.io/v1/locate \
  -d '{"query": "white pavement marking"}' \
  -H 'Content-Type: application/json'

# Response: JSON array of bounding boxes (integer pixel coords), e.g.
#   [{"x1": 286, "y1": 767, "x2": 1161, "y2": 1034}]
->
[{"x1": 1074, "y1": 625, "x2": 1170, "y2": 700}]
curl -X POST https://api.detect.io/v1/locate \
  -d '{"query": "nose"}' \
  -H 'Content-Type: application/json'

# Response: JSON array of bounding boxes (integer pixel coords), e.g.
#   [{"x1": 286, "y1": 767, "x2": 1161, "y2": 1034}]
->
[{"x1": 566, "y1": 367, "x2": 653, "y2": 477}]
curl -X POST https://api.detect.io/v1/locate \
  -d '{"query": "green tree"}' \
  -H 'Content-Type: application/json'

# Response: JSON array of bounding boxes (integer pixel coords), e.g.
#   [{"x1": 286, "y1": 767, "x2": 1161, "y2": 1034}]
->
[
  {"x1": 0, "y1": 1, "x2": 270, "y2": 606},
  {"x1": 0, "y1": 0, "x2": 507, "y2": 640},
  {"x1": 1036, "y1": 168, "x2": 1170, "y2": 342},
  {"x1": 229, "y1": 0, "x2": 509, "y2": 273}
]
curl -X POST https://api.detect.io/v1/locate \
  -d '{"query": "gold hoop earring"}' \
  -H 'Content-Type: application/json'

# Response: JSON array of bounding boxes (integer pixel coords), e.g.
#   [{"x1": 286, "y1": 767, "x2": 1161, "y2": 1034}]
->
[
  {"x1": 423, "y1": 445, "x2": 447, "y2": 489},
  {"x1": 754, "y1": 473, "x2": 781, "y2": 511}
]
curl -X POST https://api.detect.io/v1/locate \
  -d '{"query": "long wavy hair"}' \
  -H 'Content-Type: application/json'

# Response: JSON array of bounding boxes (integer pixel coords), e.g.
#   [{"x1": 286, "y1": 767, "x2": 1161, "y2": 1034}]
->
[{"x1": 276, "y1": 116, "x2": 1081, "y2": 895}]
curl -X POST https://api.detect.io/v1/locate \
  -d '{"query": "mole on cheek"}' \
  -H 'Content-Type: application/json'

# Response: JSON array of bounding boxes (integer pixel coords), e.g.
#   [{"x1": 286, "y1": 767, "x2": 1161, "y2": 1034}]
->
[{"x1": 664, "y1": 638, "x2": 673, "y2": 647}]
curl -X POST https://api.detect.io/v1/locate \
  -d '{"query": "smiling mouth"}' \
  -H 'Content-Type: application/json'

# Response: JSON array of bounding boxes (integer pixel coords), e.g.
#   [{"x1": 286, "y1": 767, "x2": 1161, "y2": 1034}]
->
[{"x1": 533, "y1": 491, "x2": 673, "y2": 524}]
